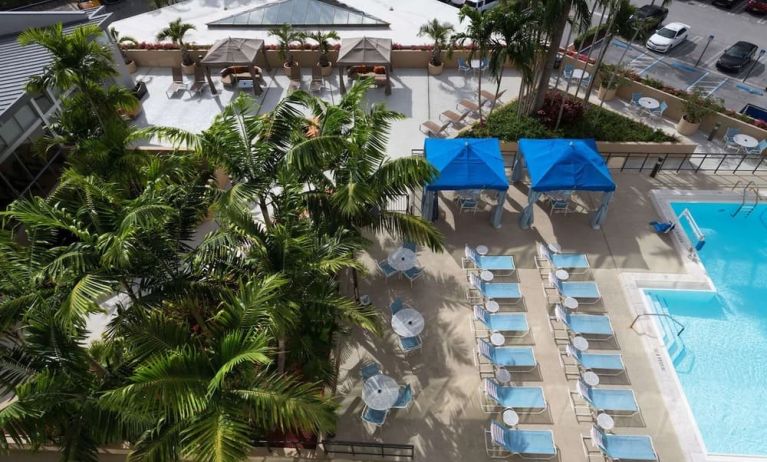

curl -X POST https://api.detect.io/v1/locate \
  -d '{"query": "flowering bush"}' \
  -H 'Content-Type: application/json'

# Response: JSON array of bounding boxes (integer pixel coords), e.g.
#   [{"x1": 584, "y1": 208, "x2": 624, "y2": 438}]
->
[{"x1": 536, "y1": 92, "x2": 584, "y2": 129}]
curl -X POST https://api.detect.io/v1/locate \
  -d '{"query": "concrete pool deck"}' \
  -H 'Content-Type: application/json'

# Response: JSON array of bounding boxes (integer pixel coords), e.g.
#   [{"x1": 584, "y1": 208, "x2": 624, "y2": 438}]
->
[{"x1": 333, "y1": 172, "x2": 767, "y2": 461}]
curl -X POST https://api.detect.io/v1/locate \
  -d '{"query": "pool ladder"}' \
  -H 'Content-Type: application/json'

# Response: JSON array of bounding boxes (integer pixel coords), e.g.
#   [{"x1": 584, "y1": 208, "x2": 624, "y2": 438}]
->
[{"x1": 731, "y1": 181, "x2": 759, "y2": 217}]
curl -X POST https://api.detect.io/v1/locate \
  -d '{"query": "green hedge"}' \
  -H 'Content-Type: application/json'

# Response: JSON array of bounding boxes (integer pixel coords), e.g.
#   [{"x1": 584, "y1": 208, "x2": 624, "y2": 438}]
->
[{"x1": 465, "y1": 101, "x2": 677, "y2": 143}]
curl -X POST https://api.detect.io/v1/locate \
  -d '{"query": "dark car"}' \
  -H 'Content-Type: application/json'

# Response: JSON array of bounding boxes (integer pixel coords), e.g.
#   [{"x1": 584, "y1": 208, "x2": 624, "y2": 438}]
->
[
  {"x1": 712, "y1": 0, "x2": 743, "y2": 8},
  {"x1": 745, "y1": 0, "x2": 767, "y2": 13},
  {"x1": 630, "y1": 4, "x2": 669, "y2": 29},
  {"x1": 716, "y1": 41, "x2": 759, "y2": 72}
]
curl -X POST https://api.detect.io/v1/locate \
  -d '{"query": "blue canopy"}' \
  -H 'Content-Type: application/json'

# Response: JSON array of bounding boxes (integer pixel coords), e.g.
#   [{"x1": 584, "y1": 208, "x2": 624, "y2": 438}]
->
[
  {"x1": 424, "y1": 138, "x2": 509, "y2": 191},
  {"x1": 516, "y1": 138, "x2": 615, "y2": 192}
]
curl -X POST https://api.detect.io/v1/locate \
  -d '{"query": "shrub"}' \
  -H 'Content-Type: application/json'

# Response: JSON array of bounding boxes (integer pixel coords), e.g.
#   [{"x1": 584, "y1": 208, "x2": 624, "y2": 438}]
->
[
  {"x1": 536, "y1": 92, "x2": 585, "y2": 129},
  {"x1": 573, "y1": 24, "x2": 609, "y2": 51}
]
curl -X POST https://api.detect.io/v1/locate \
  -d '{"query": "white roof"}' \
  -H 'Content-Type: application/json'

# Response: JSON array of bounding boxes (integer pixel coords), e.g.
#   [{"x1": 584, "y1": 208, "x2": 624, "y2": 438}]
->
[{"x1": 110, "y1": 0, "x2": 466, "y2": 46}]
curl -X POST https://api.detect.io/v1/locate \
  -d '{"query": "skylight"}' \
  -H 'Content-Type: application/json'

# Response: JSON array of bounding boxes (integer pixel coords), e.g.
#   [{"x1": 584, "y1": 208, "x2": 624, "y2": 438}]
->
[{"x1": 208, "y1": 0, "x2": 389, "y2": 28}]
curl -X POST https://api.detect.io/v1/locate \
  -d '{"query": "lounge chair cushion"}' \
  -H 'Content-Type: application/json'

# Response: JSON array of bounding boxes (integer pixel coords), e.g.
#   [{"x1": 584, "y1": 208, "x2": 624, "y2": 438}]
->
[
  {"x1": 486, "y1": 313, "x2": 528, "y2": 332},
  {"x1": 400, "y1": 336, "x2": 421, "y2": 351},
  {"x1": 602, "y1": 434, "x2": 657, "y2": 460},
  {"x1": 482, "y1": 282, "x2": 522, "y2": 299},
  {"x1": 561, "y1": 281, "x2": 600, "y2": 299},
  {"x1": 551, "y1": 253, "x2": 589, "y2": 269},
  {"x1": 502, "y1": 430, "x2": 556, "y2": 456},
  {"x1": 567, "y1": 314, "x2": 613, "y2": 336},
  {"x1": 588, "y1": 389, "x2": 638, "y2": 412},
  {"x1": 578, "y1": 352, "x2": 625, "y2": 371},
  {"x1": 492, "y1": 346, "x2": 535, "y2": 367},
  {"x1": 496, "y1": 386, "x2": 545, "y2": 410},
  {"x1": 477, "y1": 255, "x2": 515, "y2": 271}
]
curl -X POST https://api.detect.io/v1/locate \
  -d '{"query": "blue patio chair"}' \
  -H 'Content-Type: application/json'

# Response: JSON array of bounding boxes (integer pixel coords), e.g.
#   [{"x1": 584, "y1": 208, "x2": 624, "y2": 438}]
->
[
  {"x1": 479, "y1": 57, "x2": 489, "y2": 71},
  {"x1": 563, "y1": 63, "x2": 574, "y2": 80},
  {"x1": 377, "y1": 259, "x2": 398, "y2": 279},
  {"x1": 745, "y1": 139, "x2": 767, "y2": 156},
  {"x1": 473, "y1": 305, "x2": 528, "y2": 337},
  {"x1": 399, "y1": 335, "x2": 422, "y2": 354},
  {"x1": 648, "y1": 101, "x2": 668, "y2": 119},
  {"x1": 589, "y1": 426, "x2": 658, "y2": 461},
  {"x1": 486, "y1": 421, "x2": 557, "y2": 460},
  {"x1": 360, "y1": 361, "x2": 381, "y2": 380},
  {"x1": 537, "y1": 243, "x2": 590, "y2": 273},
  {"x1": 389, "y1": 298, "x2": 404, "y2": 316},
  {"x1": 722, "y1": 127, "x2": 740, "y2": 151},
  {"x1": 403, "y1": 241, "x2": 417, "y2": 252},
  {"x1": 458, "y1": 57, "x2": 472, "y2": 75},
  {"x1": 566, "y1": 344, "x2": 625, "y2": 375},
  {"x1": 629, "y1": 92, "x2": 643, "y2": 112},
  {"x1": 577, "y1": 380, "x2": 639, "y2": 416},
  {"x1": 361, "y1": 405, "x2": 388, "y2": 427},
  {"x1": 482, "y1": 379, "x2": 546, "y2": 414},
  {"x1": 649, "y1": 220, "x2": 675, "y2": 234},
  {"x1": 463, "y1": 244, "x2": 516, "y2": 275},
  {"x1": 476, "y1": 339, "x2": 537, "y2": 372},
  {"x1": 392, "y1": 384, "x2": 413, "y2": 409},
  {"x1": 403, "y1": 266, "x2": 424, "y2": 286},
  {"x1": 549, "y1": 272, "x2": 601, "y2": 304},
  {"x1": 468, "y1": 273, "x2": 522, "y2": 304},
  {"x1": 555, "y1": 305, "x2": 614, "y2": 339}
]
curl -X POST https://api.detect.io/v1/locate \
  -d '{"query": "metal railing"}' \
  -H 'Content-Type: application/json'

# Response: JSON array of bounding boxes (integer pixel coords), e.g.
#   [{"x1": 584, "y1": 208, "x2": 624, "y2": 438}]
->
[
  {"x1": 630, "y1": 312, "x2": 686, "y2": 337},
  {"x1": 321, "y1": 440, "x2": 415, "y2": 459}
]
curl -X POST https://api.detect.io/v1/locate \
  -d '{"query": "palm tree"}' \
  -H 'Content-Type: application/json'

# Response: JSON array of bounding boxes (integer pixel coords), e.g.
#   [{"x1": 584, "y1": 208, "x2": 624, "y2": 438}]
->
[
  {"x1": 307, "y1": 30, "x2": 340, "y2": 68},
  {"x1": 418, "y1": 19, "x2": 455, "y2": 68},
  {"x1": 451, "y1": 6, "x2": 496, "y2": 124},
  {"x1": 268, "y1": 24, "x2": 305, "y2": 67},
  {"x1": 108, "y1": 27, "x2": 138, "y2": 66},
  {"x1": 156, "y1": 18, "x2": 197, "y2": 66}
]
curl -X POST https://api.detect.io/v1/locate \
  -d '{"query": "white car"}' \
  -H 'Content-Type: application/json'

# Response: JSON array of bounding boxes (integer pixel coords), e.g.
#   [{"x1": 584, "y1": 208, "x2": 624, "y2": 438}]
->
[{"x1": 645, "y1": 22, "x2": 690, "y2": 53}]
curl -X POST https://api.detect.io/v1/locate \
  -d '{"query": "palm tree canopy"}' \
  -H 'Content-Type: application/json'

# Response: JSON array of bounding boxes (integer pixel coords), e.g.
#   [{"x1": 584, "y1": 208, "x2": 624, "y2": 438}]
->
[{"x1": 156, "y1": 17, "x2": 196, "y2": 45}]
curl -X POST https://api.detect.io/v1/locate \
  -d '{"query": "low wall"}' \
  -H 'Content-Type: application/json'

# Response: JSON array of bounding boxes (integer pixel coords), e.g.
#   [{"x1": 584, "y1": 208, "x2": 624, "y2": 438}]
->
[{"x1": 500, "y1": 141, "x2": 698, "y2": 155}]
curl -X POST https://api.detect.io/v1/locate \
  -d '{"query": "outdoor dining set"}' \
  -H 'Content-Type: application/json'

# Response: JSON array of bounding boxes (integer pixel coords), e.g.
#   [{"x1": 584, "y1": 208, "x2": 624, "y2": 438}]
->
[{"x1": 629, "y1": 92, "x2": 669, "y2": 120}]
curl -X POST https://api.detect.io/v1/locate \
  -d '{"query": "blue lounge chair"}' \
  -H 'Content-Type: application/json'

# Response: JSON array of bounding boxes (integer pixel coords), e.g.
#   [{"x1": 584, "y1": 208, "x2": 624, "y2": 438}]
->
[
  {"x1": 463, "y1": 244, "x2": 516, "y2": 275},
  {"x1": 399, "y1": 335, "x2": 422, "y2": 354},
  {"x1": 589, "y1": 426, "x2": 658, "y2": 461},
  {"x1": 477, "y1": 339, "x2": 536, "y2": 371},
  {"x1": 469, "y1": 273, "x2": 522, "y2": 304},
  {"x1": 392, "y1": 384, "x2": 413, "y2": 409},
  {"x1": 377, "y1": 259, "x2": 398, "y2": 279},
  {"x1": 360, "y1": 361, "x2": 381, "y2": 380},
  {"x1": 567, "y1": 344, "x2": 625, "y2": 375},
  {"x1": 577, "y1": 380, "x2": 639, "y2": 416},
  {"x1": 486, "y1": 421, "x2": 557, "y2": 460},
  {"x1": 361, "y1": 405, "x2": 388, "y2": 426},
  {"x1": 549, "y1": 273, "x2": 600, "y2": 304},
  {"x1": 555, "y1": 305, "x2": 614, "y2": 339},
  {"x1": 482, "y1": 379, "x2": 546, "y2": 414},
  {"x1": 537, "y1": 243, "x2": 590, "y2": 273},
  {"x1": 473, "y1": 305, "x2": 528, "y2": 337},
  {"x1": 389, "y1": 298, "x2": 404, "y2": 316},
  {"x1": 745, "y1": 139, "x2": 767, "y2": 156},
  {"x1": 649, "y1": 220, "x2": 675, "y2": 234}
]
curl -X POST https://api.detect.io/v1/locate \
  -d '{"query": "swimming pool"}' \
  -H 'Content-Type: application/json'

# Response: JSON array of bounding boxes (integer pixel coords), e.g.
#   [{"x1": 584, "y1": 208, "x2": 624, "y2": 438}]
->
[{"x1": 643, "y1": 201, "x2": 767, "y2": 457}]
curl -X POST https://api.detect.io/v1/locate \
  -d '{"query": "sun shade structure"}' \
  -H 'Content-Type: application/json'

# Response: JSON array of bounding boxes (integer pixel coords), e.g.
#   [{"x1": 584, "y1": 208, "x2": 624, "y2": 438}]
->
[
  {"x1": 199, "y1": 38, "x2": 270, "y2": 95},
  {"x1": 336, "y1": 37, "x2": 392, "y2": 95},
  {"x1": 208, "y1": 0, "x2": 389, "y2": 28},
  {"x1": 421, "y1": 138, "x2": 509, "y2": 228},
  {"x1": 511, "y1": 138, "x2": 616, "y2": 229}
]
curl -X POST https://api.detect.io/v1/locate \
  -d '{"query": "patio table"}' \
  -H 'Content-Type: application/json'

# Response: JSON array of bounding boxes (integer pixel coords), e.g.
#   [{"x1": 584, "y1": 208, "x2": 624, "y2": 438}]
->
[
  {"x1": 496, "y1": 367, "x2": 512, "y2": 384},
  {"x1": 391, "y1": 308, "x2": 424, "y2": 337},
  {"x1": 572, "y1": 336, "x2": 589, "y2": 352},
  {"x1": 563, "y1": 296, "x2": 579, "y2": 311},
  {"x1": 480, "y1": 270, "x2": 494, "y2": 282},
  {"x1": 502, "y1": 408, "x2": 520, "y2": 427},
  {"x1": 583, "y1": 371, "x2": 600, "y2": 386},
  {"x1": 363, "y1": 374, "x2": 400, "y2": 410},
  {"x1": 476, "y1": 245, "x2": 489, "y2": 255},
  {"x1": 237, "y1": 79, "x2": 254, "y2": 90},
  {"x1": 570, "y1": 69, "x2": 589, "y2": 80},
  {"x1": 485, "y1": 300, "x2": 500, "y2": 313},
  {"x1": 638, "y1": 97, "x2": 659, "y2": 111},
  {"x1": 388, "y1": 247, "x2": 416, "y2": 271},
  {"x1": 597, "y1": 413, "x2": 615, "y2": 431},
  {"x1": 555, "y1": 269, "x2": 569, "y2": 281},
  {"x1": 490, "y1": 332, "x2": 505, "y2": 346},
  {"x1": 734, "y1": 134, "x2": 758, "y2": 150}
]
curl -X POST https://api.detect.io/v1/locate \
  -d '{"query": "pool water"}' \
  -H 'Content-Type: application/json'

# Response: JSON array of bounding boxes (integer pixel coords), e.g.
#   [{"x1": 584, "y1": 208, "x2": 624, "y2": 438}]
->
[{"x1": 643, "y1": 201, "x2": 767, "y2": 457}]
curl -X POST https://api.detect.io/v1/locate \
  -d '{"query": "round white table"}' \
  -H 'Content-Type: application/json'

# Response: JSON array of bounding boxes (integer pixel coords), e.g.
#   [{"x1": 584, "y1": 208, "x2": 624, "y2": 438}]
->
[
  {"x1": 555, "y1": 269, "x2": 570, "y2": 281},
  {"x1": 563, "y1": 296, "x2": 579, "y2": 310},
  {"x1": 548, "y1": 243, "x2": 562, "y2": 253},
  {"x1": 490, "y1": 332, "x2": 506, "y2": 346},
  {"x1": 471, "y1": 59, "x2": 481, "y2": 69},
  {"x1": 572, "y1": 336, "x2": 589, "y2": 352},
  {"x1": 571, "y1": 69, "x2": 590, "y2": 80},
  {"x1": 391, "y1": 308, "x2": 425, "y2": 337},
  {"x1": 476, "y1": 245, "x2": 489, "y2": 255},
  {"x1": 734, "y1": 133, "x2": 759, "y2": 149},
  {"x1": 485, "y1": 300, "x2": 500, "y2": 313},
  {"x1": 502, "y1": 408, "x2": 520, "y2": 427},
  {"x1": 583, "y1": 371, "x2": 600, "y2": 387},
  {"x1": 388, "y1": 247, "x2": 416, "y2": 271},
  {"x1": 496, "y1": 367, "x2": 512, "y2": 384},
  {"x1": 362, "y1": 374, "x2": 400, "y2": 410},
  {"x1": 638, "y1": 97, "x2": 660, "y2": 111},
  {"x1": 596, "y1": 413, "x2": 615, "y2": 431},
  {"x1": 480, "y1": 270, "x2": 494, "y2": 282}
]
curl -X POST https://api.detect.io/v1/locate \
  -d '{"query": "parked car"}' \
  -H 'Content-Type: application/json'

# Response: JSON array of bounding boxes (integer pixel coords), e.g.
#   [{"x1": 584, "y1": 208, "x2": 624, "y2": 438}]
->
[
  {"x1": 646, "y1": 22, "x2": 690, "y2": 53},
  {"x1": 712, "y1": 0, "x2": 743, "y2": 8},
  {"x1": 745, "y1": 0, "x2": 767, "y2": 13},
  {"x1": 630, "y1": 4, "x2": 669, "y2": 30},
  {"x1": 716, "y1": 41, "x2": 759, "y2": 72}
]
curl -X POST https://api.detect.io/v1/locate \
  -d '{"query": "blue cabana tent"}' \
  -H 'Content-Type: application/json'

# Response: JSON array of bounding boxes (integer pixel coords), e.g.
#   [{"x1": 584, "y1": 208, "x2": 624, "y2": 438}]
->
[
  {"x1": 510, "y1": 138, "x2": 616, "y2": 229},
  {"x1": 421, "y1": 138, "x2": 509, "y2": 228}
]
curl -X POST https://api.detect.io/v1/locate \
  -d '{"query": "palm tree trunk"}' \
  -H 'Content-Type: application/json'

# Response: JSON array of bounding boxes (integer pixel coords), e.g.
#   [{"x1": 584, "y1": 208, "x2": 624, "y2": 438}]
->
[
  {"x1": 488, "y1": 68, "x2": 504, "y2": 119},
  {"x1": 532, "y1": 2, "x2": 572, "y2": 113},
  {"x1": 277, "y1": 337, "x2": 287, "y2": 373},
  {"x1": 259, "y1": 196, "x2": 272, "y2": 230},
  {"x1": 477, "y1": 66, "x2": 484, "y2": 124}
]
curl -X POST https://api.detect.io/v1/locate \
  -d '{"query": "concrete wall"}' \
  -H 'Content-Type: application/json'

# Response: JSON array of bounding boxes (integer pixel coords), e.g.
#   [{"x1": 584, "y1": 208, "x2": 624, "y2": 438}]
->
[{"x1": 500, "y1": 141, "x2": 698, "y2": 155}]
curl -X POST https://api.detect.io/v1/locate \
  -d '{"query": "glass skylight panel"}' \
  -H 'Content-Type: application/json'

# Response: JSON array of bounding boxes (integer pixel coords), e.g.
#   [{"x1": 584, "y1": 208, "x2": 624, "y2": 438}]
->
[{"x1": 208, "y1": 0, "x2": 388, "y2": 27}]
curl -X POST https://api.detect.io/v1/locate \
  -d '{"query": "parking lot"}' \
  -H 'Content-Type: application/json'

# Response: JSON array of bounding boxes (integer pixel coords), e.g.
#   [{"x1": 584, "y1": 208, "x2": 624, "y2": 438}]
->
[{"x1": 575, "y1": 0, "x2": 767, "y2": 113}]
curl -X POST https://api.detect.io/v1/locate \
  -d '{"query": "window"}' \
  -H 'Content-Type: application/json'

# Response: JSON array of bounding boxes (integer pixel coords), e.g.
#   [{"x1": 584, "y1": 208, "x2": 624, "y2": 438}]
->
[
  {"x1": 208, "y1": 0, "x2": 389, "y2": 28},
  {"x1": 14, "y1": 105, "x2": 38, "y2": 131},
  {"x1": 34, "y1": 93, "x2": 54, "y2": 114},
  {"x1": 0, "y1": 119, "x2": 23, "y2": 147}
]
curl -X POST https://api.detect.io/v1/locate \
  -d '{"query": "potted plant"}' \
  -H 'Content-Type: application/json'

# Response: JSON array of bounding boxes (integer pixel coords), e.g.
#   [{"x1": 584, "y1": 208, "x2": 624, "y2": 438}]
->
[
  {"x1": 156, "y1": 18, "x2": 196, "y2": 74},
  {"x1": 307, "y1": 30, "x2": 339, "y2": 77},
  {"x1": 676, "y1": 88, "x2": 716, "y2": 135},
  {"x1": 596, "y1": 64, "x2": 625, "y2": 101},
  {"x1": 269, "y1": 24, "x2": 305, "y2": 76},
  {"x1": 418, "y1": 19, "x2": 454, "y2": 75},
  {"x1": 109, "y1": 27, "x2": 138, "y2": 74}
]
